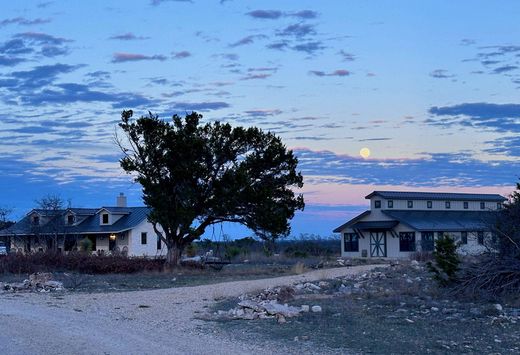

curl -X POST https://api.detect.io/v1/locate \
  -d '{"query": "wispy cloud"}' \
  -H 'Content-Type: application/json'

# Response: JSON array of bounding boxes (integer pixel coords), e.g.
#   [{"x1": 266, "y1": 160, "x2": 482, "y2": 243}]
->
[
  {"x1": 229, "y1": 34, "x2": 267, "y2": 47},
  {"x1": 277, "y1": 23, "x2": 316, "y2": 38},
  {"x1": 15, "y1": 32, "x2": 71, "y2": 45},
  {"x1": 109, "y1": 32, "x2": 149, "y2": 41},
  {"x1": 246, "y1": 9, "x2": 319, "y2": 20},
  {"x1": 309, "y1": 69, "x2": 349, "y2": 77},
  {"x1": 246, "y1": 10, "x2": 283, "y2": 19},
  {"x1": 0, "y1": 17, "x2": 50, "y2": 27},
  {"x1": 338, "y1": 50, "x2": 355, "y2": 61},
  {"x1": 170, "y1": 101, "x2": 230, "y2": 111},
  {"x1": 427, "y1": 102, "x2": 520, "y2": 132},
  {"x1": 295, "y1": 148, "x2": 520, "y2": 187},
  {"x1": 430, "y1": 69, "x2": 455, "y2": 79},
  {"x1": 172, "y1": 50, "x2": 191, "y2": 59},
  {"x1": 289, "y1": 10, "x2": 319, "y2": 19},
  {"x1": 111, "y1": 52, "x2": 167, "y2": 63}
]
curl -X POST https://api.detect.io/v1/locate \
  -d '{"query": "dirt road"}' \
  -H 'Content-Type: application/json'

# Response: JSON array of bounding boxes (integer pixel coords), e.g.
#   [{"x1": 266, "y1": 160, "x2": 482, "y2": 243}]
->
[{"x1": 0, "y1": 265, "x2": 379, "y2": 355}]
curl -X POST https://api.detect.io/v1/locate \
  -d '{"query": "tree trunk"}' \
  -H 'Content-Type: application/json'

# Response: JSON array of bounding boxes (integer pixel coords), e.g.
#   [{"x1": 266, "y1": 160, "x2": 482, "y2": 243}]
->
[{"x1": 165, "y1": 242, "x2": 184, "y2": 268}]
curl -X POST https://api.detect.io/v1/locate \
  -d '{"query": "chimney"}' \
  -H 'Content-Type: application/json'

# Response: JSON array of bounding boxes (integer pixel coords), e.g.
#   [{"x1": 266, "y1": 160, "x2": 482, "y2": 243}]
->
[{"x1": 117, "y1": 192, "x2": 127, "y2": 207}]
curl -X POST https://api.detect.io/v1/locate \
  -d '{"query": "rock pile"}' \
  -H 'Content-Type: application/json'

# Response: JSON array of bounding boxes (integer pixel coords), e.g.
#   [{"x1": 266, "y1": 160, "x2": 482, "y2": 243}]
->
[
  {"x1": 217, "y1": 282, "x2": 325, "y2": 322},
  {"x1": 1, "y1": 272, "x2": 64, "y2": 293}
]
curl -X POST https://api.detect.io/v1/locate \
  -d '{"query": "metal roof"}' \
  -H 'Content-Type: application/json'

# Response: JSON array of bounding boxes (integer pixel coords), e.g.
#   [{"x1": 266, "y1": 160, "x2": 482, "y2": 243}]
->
[
  {"x1": 382, "y1": 210, "x2": 497, "y2": 232},
  {"x1": 365, "y1": 191, "x2": 506, "y2": 202},
  {"x1": 350, "y1": 220, "x2": 398, "y2": 230},
  {"x1": 332, "y1": 211, "x2": 371, "y2": 232},
  {"x1": 0, "y1": 206, "x2": 150, "y2": 236}
]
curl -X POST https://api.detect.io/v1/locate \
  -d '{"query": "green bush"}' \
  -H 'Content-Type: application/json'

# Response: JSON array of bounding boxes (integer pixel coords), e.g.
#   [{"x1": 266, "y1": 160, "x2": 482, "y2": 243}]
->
[
  {"x1": 225, "y1": 245, "x2": 241, "y2": 260},
  {"x1": 186, "y1": 243, "x2": 197, "y2": 257},
  {"x1": 427, "y1": 234, "x2": 460, "y2": 286},
  {"x1": 79, "y1": 238, "x2": 93, "y2": 253}
]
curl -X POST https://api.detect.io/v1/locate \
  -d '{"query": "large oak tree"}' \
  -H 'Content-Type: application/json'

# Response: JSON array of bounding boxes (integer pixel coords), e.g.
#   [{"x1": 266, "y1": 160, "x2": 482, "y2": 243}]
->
[{"x1": 118, "y1": 110, "x2": 304, "y2": 266}]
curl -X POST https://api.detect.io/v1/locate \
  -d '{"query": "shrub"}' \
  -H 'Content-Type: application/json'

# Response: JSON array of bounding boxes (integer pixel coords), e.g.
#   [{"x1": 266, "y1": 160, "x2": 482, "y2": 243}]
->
[
  {"x1": 186, "y1": 243, "x2": 197, "y2": 257},
  {"x1": 427, "y1": 234, "x2": 460, "y2": 286},
  {"x1": 0, "y1": 252, "x2": 164, "y2": 274},
  {"x1": 79, "y1": 238, "x2": 93, "y2": 253},
  {"x1": 224, "y1": 246, "x2": 241, "y2": 260}
]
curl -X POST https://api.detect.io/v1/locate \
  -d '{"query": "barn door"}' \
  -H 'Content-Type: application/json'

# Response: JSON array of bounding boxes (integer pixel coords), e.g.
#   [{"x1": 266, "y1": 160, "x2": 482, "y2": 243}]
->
[{"x1": 370, "y1": 231, "x2": 387, "y2": 257}]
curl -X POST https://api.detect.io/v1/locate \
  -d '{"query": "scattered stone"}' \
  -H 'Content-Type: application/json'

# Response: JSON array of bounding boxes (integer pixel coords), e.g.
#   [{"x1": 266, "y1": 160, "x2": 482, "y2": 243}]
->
[
  {"x1": 1, "y1": 273, "x2": 64, "y2": 292},
  {"x1": 431, "y1": 307, "x2": 439, "y2": 312},
  {"x1": 277, "y1": 314, "x2": 287, "y2": 324},
  {"x1": 301, "y1": 305, "x2": 310, "y2": 312},
  {"x1": 311, "y1": 305, "x2": 322, "y2": 313}
]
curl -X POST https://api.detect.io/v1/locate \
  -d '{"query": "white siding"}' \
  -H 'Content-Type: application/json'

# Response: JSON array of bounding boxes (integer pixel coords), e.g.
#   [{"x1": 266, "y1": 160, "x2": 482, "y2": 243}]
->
[{"x1": 127, "y1": 220, "x2": 167, "y2": 257}]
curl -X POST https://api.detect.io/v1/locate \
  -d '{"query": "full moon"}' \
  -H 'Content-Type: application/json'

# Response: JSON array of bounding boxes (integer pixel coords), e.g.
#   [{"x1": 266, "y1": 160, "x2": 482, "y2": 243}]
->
[{"x1": 360, "y1": 147, "x2": 371, "y2": 159}]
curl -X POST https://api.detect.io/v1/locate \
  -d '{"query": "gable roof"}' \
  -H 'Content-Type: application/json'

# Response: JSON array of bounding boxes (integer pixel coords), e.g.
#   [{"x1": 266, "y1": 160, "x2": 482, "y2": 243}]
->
[
  {"x1": 365, "y1": 191, "x2": 506, "y2": 202},
  {"x1": 69, "y1": 207, "x2": 150, "y2": 234},
  {"x1": 0, "y1": 206, "x2": 150, "y2": 236},
  {"x1": 382, "y1": 210, "x2": 497, "y2": 232},
  {"x1": 333, "y1": 210, "x2": 371, "y2": 233},
  {"x1": 67, "y1": 208, "x2": 98, "y2": 215}
]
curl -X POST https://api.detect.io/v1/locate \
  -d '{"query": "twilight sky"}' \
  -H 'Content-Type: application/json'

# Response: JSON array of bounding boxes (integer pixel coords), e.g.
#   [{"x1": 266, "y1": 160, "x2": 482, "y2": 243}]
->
[{"x1": 1, "y1": 1, "x2": 519, "y2": 237}]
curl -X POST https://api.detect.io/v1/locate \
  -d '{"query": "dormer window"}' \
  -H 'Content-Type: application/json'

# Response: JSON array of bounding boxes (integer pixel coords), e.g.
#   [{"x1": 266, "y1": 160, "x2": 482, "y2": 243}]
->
[
  {"x1": 102, "y1": 213, "x2": 109, "y2": 224},
  {"x1": 387, "y1": 200, "x2": 393, "y2": 208},
  {"x1": 407, "y1": 200, "x2": 413, "y2": 208},
  {"x1": 463, "y1": 201, "x2": 468, "y2": 209},
  {"x1": 67, "y1": 215, "x2": 75, "y2": 225},
  {"x1": 480, "y1": 202, "x2": 485, "y2": 210},
  {"x1": 374, "y1": 200, "x2": 381, "y2": 209},
  {"x1": 32, "y1": 215, "x2": 40, "y2": 225},
  {"x1": 427, "y1": 201, "x2": 432, "y2": 209},
  {"x1": 445, "y1": 201, "x2": 451, "y2": 209}
]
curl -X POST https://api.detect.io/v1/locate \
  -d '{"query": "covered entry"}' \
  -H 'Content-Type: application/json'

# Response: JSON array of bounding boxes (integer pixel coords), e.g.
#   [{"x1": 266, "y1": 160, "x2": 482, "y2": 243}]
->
[{"x1": 350, "y1": 220, "x2": 398, "y2": 258}]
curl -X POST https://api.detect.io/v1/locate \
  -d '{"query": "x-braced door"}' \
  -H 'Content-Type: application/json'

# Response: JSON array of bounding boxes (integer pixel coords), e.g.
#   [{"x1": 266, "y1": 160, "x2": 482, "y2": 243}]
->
[{"x1": 370, "y1": 231, "x2": 387, "y2": 257}]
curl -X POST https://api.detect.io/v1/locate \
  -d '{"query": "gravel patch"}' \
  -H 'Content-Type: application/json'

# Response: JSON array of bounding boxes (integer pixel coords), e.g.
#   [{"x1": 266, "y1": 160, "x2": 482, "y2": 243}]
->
[{"x1": 0, "y1": 264, "x2": 378, "y2": 354}]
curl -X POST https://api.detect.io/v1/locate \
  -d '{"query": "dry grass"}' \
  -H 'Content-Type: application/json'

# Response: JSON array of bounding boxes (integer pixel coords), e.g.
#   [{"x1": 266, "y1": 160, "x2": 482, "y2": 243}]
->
[{"x1": 291, "y1": 261, "x2": 306, "y2": 274}]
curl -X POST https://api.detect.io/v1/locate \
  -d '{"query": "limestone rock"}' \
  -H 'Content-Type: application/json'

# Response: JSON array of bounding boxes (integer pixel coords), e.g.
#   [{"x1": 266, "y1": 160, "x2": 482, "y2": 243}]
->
[{"x1": 311, "y1": 305, "x2": 322, "y2": 313}]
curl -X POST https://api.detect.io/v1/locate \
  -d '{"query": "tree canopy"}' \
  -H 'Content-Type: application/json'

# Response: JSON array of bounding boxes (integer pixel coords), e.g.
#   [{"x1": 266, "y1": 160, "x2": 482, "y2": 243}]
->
[{"x1": 118, "y1": 110, "x2": 304, "y2": 265}]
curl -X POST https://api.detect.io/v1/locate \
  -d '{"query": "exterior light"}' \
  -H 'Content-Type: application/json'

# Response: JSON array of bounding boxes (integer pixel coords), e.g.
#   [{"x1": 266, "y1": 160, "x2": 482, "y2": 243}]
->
[{"x1": 109, "y1": 234, "x2": 116, "y2": 241}]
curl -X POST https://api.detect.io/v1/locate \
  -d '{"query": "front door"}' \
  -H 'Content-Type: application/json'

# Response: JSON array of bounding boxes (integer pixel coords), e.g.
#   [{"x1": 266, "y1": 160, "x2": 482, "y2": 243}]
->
[
  {"x1": 370, "y1": 231, "x2": 387, "y2": 257},
  {"x1": 109, "y1": 236, "x2": 116, "y2": 251}
]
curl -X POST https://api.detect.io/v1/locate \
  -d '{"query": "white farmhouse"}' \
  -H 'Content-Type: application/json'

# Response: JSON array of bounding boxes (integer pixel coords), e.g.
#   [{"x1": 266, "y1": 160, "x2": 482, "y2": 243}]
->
[
  {"x1": 0, "y1": 193, "x2": 166, "y2": 257},
  {"x1": 333, "y1": 191, "x2": 506, "y2": 259}
]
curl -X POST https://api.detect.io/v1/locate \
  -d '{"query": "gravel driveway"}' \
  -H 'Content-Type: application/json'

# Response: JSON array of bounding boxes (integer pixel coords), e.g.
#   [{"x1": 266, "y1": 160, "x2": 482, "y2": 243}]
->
[{"x1": 0, "y1": 264, "x2": 379, "y2": 355}]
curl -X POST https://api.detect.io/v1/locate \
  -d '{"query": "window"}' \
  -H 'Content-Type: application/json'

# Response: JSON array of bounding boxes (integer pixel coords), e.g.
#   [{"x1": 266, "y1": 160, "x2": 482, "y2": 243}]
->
[
  {"x1": 427, "y1": 201, "x2": 432, "y2": 209},
  {"x1": 157, "y1": 235, "x2": 162, "y2": 250},
  {"x1": 387, "y1": 200, "x2": 393, "y2": 208},
  {"x1": 460, "y1": 231, "x2": 468, "y2": 244},
  {"x1": 343, "y1": 233, "x2": 359, "y2": 252},
  {"x1": 421, "y1": 232, "x2": 435, "y2": 251},
  {"x1": 437, "y1": 231, "x2": 445, "y2": 238},
  {"x1": 445, "y1": 201, "x2": 451, "y2": 209},
  {"x1": 32, "y1": 216, "x2": 40, "y2": 225},
  {"x1": 67, "y1": 215, "x2": 75, "y2": 225},
  {"x1": 141, "y1": 232, "x2": 147, "y2": 245},
  {"x1": 497, "y1": 203, "x2": 502, "y2": 210},
  {"x1": 399, "y1": 232, "x2": 416, "y2": 252},
  {"x1": 374, "y1": 200, "x2": 381, "y2": 209},
  {"x1": 463, "y1": 201, "x2": 468, "y2": 209},
  {"x1": 477, "y1": 231, "x2": 484, "y2": 245},
  {"x1": 102, "y1": 213, "x2": 109, "y2": 224},
  {"x1": 407, "y1": 200, "x2": 413, "y2": 208},
  {"x1": 480, "y1": 202, "x2": 485, "y2": 210}
]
